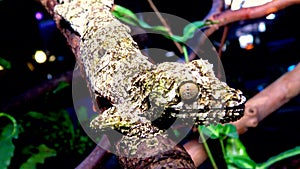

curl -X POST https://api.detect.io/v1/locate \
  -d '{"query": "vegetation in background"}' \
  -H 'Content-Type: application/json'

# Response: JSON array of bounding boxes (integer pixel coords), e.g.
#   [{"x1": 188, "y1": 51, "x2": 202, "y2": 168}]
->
[
  {"x1": 0, "y1": 84, "x2": 95, "y2": 169},
  {"x1": 199, "y1": 124, "x2": 300, "y2": 169},
  {"x1": 0, "y1": 2, "x2": 299, "y2": 169}
]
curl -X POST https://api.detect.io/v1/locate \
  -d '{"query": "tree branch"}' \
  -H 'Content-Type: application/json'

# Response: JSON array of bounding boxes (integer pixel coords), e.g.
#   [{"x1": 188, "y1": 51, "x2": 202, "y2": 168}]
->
[
  {"x1": 189, "y1": 0, "x2": 300, "y2": 61},
  {"x1": 39, "y1": 0, "x2": 98, "y2": 109},
  {"x1": 233, "y1": 62, "x2": 300, "y2": 134},
  {"x1": 184, "y1": 62, "x2": 300, "y2": 166},
  {"x1": 76, "y1": 135, "x2": 111, "y2": 169},
  {"x1": 205, "y1": 0, "x2": 300, "y2": 37},
  {"x1": 39, "y1": 0, "x2": 111, "y2": 168},
  {"x1": 38, "y1": 0, "x2": 195, "y2": 168},
  {"x1": 37, "y1": 0, "x2": 300, "y2": 168},
  {"x1": 1, "y1": 70, "x2": 74, "y2": 112}
]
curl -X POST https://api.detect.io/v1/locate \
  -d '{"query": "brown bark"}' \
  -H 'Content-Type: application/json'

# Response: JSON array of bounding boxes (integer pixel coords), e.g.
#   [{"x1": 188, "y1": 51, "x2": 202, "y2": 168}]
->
[
  {"x1": 39, "y1": 0, "x2": 111, "y2": 168},
  {"x1": 233, "y1": 62, "x2": 300, "y2": 134},
  {"x1": 1, "y1": 70, "x2": 74, "y2": 112},
  {"x1": 38, "y1": 0, "x2": 300, "y2": 168},
  {"x1": 76, "y1": 135, "x2": 111, "y2": 169},
  {"x1": 205, "y1": 0, "x2": 300, "y2": 37},
  {"x1": 39, "y1": 0, "x2": 99, "y2": 109},
  {"x1": 38, "y1": 0, "x2": 195, "y2": 168},
  {"x1": 184, "y1": 62, "x2": 300, "y2": 166},
  {"x1": 190, "y1": 0, "x2": 300, "y2": 60}
]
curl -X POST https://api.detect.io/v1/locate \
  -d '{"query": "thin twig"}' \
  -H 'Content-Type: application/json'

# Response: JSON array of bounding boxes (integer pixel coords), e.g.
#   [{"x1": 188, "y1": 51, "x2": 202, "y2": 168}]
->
[
  {"x1": 189, "y1": 0, "x2": 300, "y2": 61},
  {"x1": 217, "y1": 25, "x2": 229, "y2": 79},
  {"x1": 147, "y1": 0, "x2": 183, "y2": 54}
]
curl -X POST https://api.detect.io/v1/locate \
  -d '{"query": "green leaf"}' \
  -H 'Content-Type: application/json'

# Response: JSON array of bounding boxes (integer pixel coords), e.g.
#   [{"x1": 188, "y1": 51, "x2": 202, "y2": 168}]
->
[
  {"x1": 0, "y1": 113, "x2": 18, "y2": 169},
  {"x1": 52, "y1": 81, "x2": 70, "y2": 94},
  {"x1": 26, "y1": 111, "x2": 58, "y2": 122},
  {"x1": 60, "y1": 110, "x2": 75, "y2": 147},
  {"x1": 226, "y1": 137, "x2": 250, "y2": 158},
  {"x1": 226, "y1": 156, "x2": 257, "y2": 169},
  {"x1": 77, "y1": 106, "x2": 88, "y2": 122},
  {"x1": 26, "y1": 111, "x2": 45, "y2": 120},
  {"x1": 158, "y1": 20, "x2": 215, "y2": 43},
  {"x1": 0, "y1": 124, "x2": 18, "y2": 169},
  {"x1": 113, "y1": 5, "x2": 168, "y2": 32},
  {"x1": 112, "y1": 5, "x2": 216, "y2": 44},
  {"x1": 0, "y1": 57, "x2": 11, "y2": 69},
  {"x1": 173, "y1": 129, "x2": 180, "y2": 138},
  {"x1": 25, "y1": 110, "x2": 76, "y2": 151},
  {"x1": 174, "y1": 21, "x2": 205, "y2": 42},
  {"x1": 199, "y1": 125, "x2": 220, "y2": 139},
  {"x1": 225, "y1": 138, "x2": 256, "y2": 169},
  {"x1": 112, "y1": 5, "x2": 139, "y2": 25},
  {"x1": 20, "y1": 144, "x2": 56, "y2": 169},
  {"x1": 198, "y1": 124, "x2": 239, "y2": 140},
  {"x1": 257, "y1": 146, "x2": 300, "y2": 169},
  {"x1": 219, "y1": 124, "x2": 239, "y2": 139}
]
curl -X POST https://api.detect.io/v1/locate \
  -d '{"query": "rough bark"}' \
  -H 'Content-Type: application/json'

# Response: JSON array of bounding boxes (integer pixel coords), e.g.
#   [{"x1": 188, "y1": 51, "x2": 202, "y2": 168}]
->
[
  {"x1": 37, "y1": 0, "x2": 300, "y2": 168},
  {"x1": 76, "y1": 135, "x2": 111, "y2": 169},
  {"x1": 190, "y1": 0, "x2": 300, "y2": 60},
  {"x1": 184, "y1": 62, "x2": 300, "y2": 166},
  {"x1": 39, "y1": 0, "x2": 196, "y2": 168},
  {"x1": 39, "y1": 1, "x2": 111, "y2": 168},
  {"x1": 233, "y1": 62, "x2": 300, "y2": 134}
]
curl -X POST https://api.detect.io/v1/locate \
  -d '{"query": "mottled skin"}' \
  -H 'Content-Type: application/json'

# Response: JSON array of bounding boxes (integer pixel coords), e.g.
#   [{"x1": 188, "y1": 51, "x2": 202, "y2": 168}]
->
[{"x1": 54, "y1": 0, "x2": 246, "y2": 168}]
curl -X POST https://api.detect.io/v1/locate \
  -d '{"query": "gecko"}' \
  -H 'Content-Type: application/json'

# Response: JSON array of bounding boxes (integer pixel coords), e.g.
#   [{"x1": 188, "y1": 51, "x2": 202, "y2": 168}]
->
[{"x1": 54, "y1": 0, "x2": 246, "y2": 168}]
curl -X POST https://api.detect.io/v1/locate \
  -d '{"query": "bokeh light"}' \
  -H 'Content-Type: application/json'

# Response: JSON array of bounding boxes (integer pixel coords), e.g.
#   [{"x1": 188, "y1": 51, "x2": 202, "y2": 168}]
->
[
  {"x1": 35, "y1": 12, "x2": 43, "y2": 20},
  {"x1": 266, "y1": 13, "x2": 276, "y2": 20},
  {"x1": 49, "y1": 55, "x2": 56, "y2": 62},
  {"x1": 34, "y1": 50, "x2": 47, "y2": 63},
  {"x1": 238, "y1": 34, "x2": 254, "y2": 49}
]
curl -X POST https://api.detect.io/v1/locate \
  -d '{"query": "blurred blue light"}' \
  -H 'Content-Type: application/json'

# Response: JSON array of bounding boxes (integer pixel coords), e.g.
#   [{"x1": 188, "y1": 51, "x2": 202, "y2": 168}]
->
[
  {"x1": 57, "y1": 56, "x2": 64, "y2": 61},
  {"x1": 287, "y1": 65, "x2": 296, "y2": 72},
  {"x1": 257, "y1": 85, "x2": 264, "y2": 92},
  {"x1": 39, "y1": 20, "x2": 55, "y2": 29}
]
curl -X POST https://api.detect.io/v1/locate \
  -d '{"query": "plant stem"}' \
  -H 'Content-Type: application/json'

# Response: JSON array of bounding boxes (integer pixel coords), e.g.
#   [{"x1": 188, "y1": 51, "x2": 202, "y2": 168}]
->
[
  {"x1": 0, "y1": 112, "x2": 17, "y2": 139},
  {"x1": 219, "y1": 138, "x2": 226, "y2": 158},
  {"x1": 198, "y1": 127, "x2": 218, "y2": 169},
  {"x1": 182, "y1": 45, "x2": 189, "y2": 63},
  {"x1": 256, "y1": 146, "x2": 300, "y2": 169},
  {"x1": 147, "y1": 0, "x2": 183, "y2": 53}
]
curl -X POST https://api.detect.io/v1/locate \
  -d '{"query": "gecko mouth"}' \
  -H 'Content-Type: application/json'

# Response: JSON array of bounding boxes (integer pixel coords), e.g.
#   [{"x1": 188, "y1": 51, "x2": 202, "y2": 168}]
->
[
  {"x1": 220, "y1": 104, "x2": 245, "y2": 123},
  {"x1": 151, "y1": 101, "x2": 246, "y2": 131}
]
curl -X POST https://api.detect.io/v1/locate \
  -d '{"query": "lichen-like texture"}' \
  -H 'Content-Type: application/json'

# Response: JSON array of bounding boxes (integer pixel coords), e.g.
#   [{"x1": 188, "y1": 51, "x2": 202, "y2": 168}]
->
[{"x1": 54, "y1": 0, "x2": 246, "y2": 168}]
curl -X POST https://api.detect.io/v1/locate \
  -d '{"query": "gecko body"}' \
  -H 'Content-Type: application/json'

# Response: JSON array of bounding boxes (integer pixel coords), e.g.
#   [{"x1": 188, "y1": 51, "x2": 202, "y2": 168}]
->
[{"x1": 54, "y1": 0, "x2": 246, "y2": 167}]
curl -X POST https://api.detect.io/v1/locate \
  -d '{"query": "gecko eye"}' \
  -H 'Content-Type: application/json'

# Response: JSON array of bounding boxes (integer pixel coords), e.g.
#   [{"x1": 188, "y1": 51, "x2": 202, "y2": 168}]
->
[{"x1": 179, "y1": 82, "x2": 199, "y2": 101}]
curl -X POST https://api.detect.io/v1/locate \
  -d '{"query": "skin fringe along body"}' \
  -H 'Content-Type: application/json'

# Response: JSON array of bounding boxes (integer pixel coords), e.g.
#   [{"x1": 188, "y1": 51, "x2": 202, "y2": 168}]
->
[{"x1": 54, "y1": 0, "x2": 246, "y2": 166}]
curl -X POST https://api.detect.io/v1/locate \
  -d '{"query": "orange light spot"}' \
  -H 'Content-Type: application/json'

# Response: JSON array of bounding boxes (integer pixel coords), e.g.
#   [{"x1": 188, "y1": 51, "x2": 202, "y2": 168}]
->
[
  {"x1": 245, "y1": 44, "x2": 254, "y2": 50},
  {"x1": 266, "y1": 7, "x2": 278, "y2": 14},
  {"x1": 27, "y1": 62, "x2": 35, "y2": 71}
]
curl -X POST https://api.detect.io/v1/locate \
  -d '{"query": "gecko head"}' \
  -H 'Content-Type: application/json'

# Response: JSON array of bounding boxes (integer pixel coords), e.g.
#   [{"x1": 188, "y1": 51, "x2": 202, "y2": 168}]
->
[
  {"x1": 150, "y1": 59, "x2": 246, "y2": 126},
  {"x1": 174, "y1": 79, "x2": 246, "y2": 125}
]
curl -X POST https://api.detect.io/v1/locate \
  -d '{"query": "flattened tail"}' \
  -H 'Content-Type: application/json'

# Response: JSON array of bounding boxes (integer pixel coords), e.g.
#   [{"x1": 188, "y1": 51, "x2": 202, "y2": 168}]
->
[{"x1": 54, "y1": 0, "x2": 114, "y2": 36}]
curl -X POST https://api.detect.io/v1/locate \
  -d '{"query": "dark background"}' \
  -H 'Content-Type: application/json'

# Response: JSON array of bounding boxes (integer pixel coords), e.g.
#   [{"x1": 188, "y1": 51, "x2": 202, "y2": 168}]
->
[{"x1": 0, "y1": 0, "x2": 299, "y2": 168}]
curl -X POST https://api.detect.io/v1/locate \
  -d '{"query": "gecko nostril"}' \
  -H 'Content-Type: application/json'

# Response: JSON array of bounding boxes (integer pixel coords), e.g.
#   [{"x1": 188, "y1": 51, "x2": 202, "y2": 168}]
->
[{"x1": 179, "y1": 82, "x2": 199, "y2": 101}]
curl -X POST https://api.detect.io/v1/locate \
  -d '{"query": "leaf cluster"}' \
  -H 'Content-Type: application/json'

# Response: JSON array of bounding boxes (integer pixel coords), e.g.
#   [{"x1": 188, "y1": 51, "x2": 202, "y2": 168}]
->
[{"x1": 199, "y1": 124, "x2": 300, "y2": 169}]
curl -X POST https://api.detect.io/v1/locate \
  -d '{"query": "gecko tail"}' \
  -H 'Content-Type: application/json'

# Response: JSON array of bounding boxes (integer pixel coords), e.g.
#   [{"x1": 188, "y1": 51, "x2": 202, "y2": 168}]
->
[
  {"x1": 54, "y1": 1, "x2": 87, "y2": 36},
  {"x1": 54, "y1": 0, "x2": 114, "y2": 36}
]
